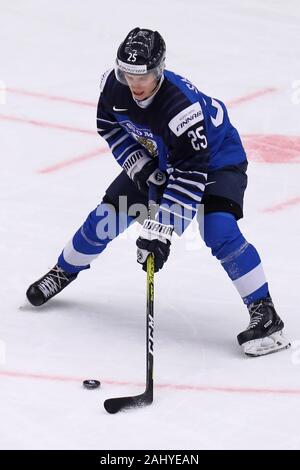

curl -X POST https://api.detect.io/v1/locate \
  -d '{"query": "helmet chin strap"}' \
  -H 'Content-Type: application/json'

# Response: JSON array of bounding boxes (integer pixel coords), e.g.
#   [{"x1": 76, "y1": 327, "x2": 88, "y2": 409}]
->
[{"x1": 149, "y1": 79, "x2": 161, "y2": 95}]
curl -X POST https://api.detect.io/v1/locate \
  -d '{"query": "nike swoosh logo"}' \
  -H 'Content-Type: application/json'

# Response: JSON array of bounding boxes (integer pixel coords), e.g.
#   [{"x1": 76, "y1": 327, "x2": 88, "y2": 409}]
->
[
  {"x1": 205, "y1": 181, "x2": 216, "y2": 186},
  {"x1": 113, "y1": 106, "x2": 128, "y2": 112}
]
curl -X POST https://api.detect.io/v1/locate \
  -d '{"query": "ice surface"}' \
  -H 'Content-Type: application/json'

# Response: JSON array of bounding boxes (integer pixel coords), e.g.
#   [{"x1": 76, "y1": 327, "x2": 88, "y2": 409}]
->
[{"x1": 0, "y1": 0, "x2": 300, "y2": 450}]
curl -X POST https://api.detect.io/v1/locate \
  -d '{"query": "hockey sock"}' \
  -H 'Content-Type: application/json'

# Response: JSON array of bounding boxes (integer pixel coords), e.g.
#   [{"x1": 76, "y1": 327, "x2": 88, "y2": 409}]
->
[
  {"x1": 58, "y1": 201, "x2": 134, "y2": 274},
  {"x1": 203, "y1": 212, "x2": 269, "y2": 305}
]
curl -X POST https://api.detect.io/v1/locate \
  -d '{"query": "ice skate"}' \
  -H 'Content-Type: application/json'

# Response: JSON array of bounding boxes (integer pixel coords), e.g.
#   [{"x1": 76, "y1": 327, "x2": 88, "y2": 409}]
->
[
  {"x1": 237, "y1": 296, "x2": 290, "y2": 356},
  {"x1": 26, "y1": 265, "x2": 78, "y2": 306}
]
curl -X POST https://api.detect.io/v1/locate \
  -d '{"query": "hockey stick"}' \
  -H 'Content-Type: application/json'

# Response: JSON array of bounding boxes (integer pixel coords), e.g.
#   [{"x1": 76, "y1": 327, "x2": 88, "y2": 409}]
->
[{"x1": 104, "y1": 184, "x2": 157, "y2": 414}]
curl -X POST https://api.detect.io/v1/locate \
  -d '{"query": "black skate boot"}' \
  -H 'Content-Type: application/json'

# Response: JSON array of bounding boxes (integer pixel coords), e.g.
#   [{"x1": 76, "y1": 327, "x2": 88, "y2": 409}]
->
[
  {"x1": 26, "y1": 265, "x2": 78, "y2": 306},
  {"x1": 237, "y1": 296, "x2": 290, "y2": 356}
]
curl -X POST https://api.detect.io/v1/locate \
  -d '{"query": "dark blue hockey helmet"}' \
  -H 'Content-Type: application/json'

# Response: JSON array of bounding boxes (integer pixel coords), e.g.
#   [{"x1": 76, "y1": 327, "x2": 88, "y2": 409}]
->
[{"x1": 115, "y1": 27, "x2": 166, "y2": 85}]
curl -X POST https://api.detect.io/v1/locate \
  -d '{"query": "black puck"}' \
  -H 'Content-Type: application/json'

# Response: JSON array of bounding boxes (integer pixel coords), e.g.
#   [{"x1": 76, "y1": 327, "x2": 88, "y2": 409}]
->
[{"x1": 83, "y1": 379, "x2": 101, "y2": 389}]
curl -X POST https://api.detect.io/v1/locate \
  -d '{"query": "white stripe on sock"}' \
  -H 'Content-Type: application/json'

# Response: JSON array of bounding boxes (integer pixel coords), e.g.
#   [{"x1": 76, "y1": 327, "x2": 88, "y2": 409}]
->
[
  {"x1": 233, "y1": 263, "x2": 267, "y2": 298},
  {"x1": 62, "y1": 240, "x2": 99, "y2": 267}
]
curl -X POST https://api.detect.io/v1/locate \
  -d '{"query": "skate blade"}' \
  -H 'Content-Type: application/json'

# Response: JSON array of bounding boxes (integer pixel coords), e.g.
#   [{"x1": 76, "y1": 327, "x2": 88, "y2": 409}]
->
[{"x1": 242, "y1": 330, "x2": 291, "y2": 357}]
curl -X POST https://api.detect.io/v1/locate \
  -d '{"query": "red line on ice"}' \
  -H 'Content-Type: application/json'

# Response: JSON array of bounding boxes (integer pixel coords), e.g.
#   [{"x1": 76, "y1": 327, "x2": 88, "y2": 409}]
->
[
  {"x1": 1, "y1": 369, "x2": 299, "y2": 396},
  {"x1": 7, "y1": 86, "x2": 278, "y2": 110},
  {"x1": 242, "y1": 134, "x2": 300, "y2": 164},
  {"x1": 1, "y1": 86, "x2": 279, "y2": 139},
  {"x1": 227, "y1": 87, "x2": 278, "y2": 107},
  {"x1": 261, "y1": 196, "x2": 300, "y2": 213},
  {"x1": 6, "y1": 87, "x2": 95, "y2": 107},
  {"x1": 0, "y1": 113, "x2": 95, "y2": 135},
  {"x1": 2, "y1": 86, "x2": 281, "y2": 173},
  {"x1": 37, "y1": 147, "x2": 109, "y2": 174}
]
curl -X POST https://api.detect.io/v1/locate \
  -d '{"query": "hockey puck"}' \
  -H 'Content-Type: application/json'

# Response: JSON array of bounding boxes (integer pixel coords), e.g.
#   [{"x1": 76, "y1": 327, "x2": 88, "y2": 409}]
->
[{"x1": 83, "y1": 379, "x2": 101, "y2": 390}]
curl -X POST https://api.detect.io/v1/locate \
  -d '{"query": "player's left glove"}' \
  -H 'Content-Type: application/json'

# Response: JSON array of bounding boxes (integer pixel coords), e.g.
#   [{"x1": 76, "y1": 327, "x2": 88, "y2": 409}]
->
[
  {"x1": 136, "y1": 219, "x2": 174, "y2": 272},
  {"x1": 133, "y1": 158, "x2": 167, "y2": 196},
  {"x1": 122, "y1": 149, "x2": 167, "y2": 196}
]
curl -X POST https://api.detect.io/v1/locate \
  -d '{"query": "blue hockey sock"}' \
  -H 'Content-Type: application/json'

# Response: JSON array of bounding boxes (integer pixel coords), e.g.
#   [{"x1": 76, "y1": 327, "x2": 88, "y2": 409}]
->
[
  {"x1": 58, "y1": 202, "x2": 134, "y2": 274},
  {"x1": 203, "y1": 212, "x2": 269, "y2": 305}
]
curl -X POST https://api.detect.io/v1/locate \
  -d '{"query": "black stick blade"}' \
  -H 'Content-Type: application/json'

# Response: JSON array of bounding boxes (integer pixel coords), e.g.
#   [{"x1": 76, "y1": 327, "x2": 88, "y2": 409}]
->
[{"x1": 104, "y1": 392, "x2": 153, "y2": 414}]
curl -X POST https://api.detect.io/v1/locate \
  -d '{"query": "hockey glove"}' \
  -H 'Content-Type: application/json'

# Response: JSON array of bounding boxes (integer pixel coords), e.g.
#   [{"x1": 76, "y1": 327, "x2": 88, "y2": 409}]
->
[
  {"x1": 136, "y1": 219, "x2": 173, "y2": 272},
  {"x1": 122, "y1": 149, "x2": 167, "y2": 195}
]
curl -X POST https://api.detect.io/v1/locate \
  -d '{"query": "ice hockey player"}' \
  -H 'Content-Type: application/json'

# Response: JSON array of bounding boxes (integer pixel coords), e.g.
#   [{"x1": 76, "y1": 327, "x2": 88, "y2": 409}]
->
[{"x1": 26, "y1": 27, "x2": 290, "y2": 357}]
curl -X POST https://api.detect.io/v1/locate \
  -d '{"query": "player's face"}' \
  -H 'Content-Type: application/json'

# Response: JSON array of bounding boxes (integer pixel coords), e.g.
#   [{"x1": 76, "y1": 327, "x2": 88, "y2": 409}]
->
[{"x1": 125, "y1": 73, "x2": 158, "y2": 100}]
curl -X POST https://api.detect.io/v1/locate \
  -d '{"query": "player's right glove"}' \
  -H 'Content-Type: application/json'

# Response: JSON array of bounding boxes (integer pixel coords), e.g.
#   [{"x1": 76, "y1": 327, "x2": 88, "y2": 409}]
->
[
  {"x1": 136, "y1": 219, "x2": 173, "y2": 272},
  {"x1": 122, "y1": 149, "x2": 167, "y2": 195}
]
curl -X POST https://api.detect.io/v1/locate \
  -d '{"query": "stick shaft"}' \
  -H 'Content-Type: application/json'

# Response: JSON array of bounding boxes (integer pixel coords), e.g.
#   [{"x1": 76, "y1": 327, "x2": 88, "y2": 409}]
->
[
  {"x1": 146, "y1": 183, "x2": 157, "y2": 393},
  {"x1": 146, "y1": 254, "x2": 154, "y2": 391}
]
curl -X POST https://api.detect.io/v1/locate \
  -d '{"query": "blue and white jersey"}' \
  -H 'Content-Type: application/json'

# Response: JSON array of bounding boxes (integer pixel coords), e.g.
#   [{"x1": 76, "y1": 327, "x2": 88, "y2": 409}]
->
[{"x1": 96, "y1": 69, "x2": 247, "y2": 229}]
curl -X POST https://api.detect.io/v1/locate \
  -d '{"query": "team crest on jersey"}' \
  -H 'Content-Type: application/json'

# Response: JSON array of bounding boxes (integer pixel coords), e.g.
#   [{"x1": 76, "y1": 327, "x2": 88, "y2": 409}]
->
[
  {"x1": 121, "y1": 121, "x2": 158, "y2": 157},
  {"x1": 168, "y1": 102, "x2": 204, "y2": 137},
  {"x1": 134, "y1": 136, "x2": 158, "y2": 157}
]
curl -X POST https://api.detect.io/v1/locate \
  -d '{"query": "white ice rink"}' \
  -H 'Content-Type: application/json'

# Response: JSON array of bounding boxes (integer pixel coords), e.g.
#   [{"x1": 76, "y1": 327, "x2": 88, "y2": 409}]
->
[{"x1": 1, "y1": 0, "x2": 300, "y2": 450}]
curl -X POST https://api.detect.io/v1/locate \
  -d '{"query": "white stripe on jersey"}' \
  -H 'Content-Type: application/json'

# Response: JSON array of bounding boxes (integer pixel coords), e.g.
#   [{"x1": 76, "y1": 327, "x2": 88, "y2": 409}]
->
[
  {"x1": 110, "y1": 134, "x2": 130, "y2": 151},
  {"x1": 97, "y1": 117, "x2": 118, "y2": 124},
  {"x1": 102, "y1": 128, "x2": 122, "y2": 139},
  {"x1": 162, "y1": 193, "x2": 198, "y2": 212},
  {"x1": 169, "y1": 175, "x2": 206, "y2": 192},
  {"x1": 174, "y1": 168, "x2": 207, "y2": 180},
  {"x1": 159, "y1": 205, "x2": 194, "y2": 222},
  {"x1": 115, "y1": 143, "x2": 139, "y2": 162},
  {"x1": 167, "y1": 184, "x2": 203, "y2": 202}
]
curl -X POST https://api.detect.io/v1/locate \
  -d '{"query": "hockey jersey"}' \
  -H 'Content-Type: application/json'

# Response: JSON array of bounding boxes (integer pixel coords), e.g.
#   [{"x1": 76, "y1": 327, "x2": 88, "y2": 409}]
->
[{"x1": 97, "y1": 69, "x2": 247, "y2": 231}]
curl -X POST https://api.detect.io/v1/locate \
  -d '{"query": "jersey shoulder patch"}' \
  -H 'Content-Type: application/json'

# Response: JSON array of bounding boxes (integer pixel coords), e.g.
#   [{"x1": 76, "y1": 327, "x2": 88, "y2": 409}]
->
[
  {"x1": 100, "y1": 68, "x2": 113, "y2": 93},
  {"x1": 168, "y1": 102, "x2": 204, "y2": 137}
]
